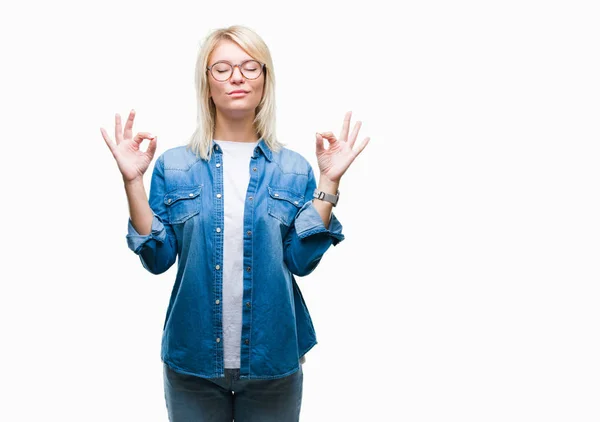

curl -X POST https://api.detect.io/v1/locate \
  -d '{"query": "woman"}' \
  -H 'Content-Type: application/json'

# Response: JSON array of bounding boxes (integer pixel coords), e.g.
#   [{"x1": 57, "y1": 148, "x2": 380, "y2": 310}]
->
[{"x1": 100, "y1": 25, "x2": 369, "y2": 422}]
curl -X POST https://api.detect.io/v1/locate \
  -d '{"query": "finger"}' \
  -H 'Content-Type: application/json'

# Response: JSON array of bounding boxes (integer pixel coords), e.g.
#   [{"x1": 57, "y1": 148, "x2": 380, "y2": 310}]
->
[
  {"x1": 320, "y1": 131, "x2": 338, "y2": 143},
  {"x1": 353, "y1": 137, "x2": 370, "y2": 157},
  {"x1": 315, "y1": 133, "x2": 325, "y2": 154},
  {"x1": 146, "y1": 135, "x2": 158, "y2": 159},
  {"x1": 340, "y1": 111, "x2": 352, "y2": 142},
  {"x1": 124, "y1": 109, "x2": 135, "y2": 140},
  {"x1": 115, "y1": 113, "x2": 123, "y2": 144},
  {"x1": 348, "y1": 121, "x2": 362, "y2": 149},
  {"x1": 100, "y1": 127, "x2": 116, "y2": 156},
  {"x1": 133, "y1": 132, "x2": 155, "y2": 145}
]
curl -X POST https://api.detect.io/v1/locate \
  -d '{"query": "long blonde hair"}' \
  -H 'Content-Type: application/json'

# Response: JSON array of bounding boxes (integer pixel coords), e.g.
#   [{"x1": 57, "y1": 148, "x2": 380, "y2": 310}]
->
[{"x1": 187, "y1": 25, "x2": 284, "y2": 160}]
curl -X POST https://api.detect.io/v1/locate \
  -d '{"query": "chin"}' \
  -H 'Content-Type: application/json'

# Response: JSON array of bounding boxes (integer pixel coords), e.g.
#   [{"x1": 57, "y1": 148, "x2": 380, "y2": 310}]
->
[
  {"x1": 218, "y1": 106, "x2": 256, "y2": 118},
  {"x1": 217, "y1": 100, "x2": 259, "y2": 113}
]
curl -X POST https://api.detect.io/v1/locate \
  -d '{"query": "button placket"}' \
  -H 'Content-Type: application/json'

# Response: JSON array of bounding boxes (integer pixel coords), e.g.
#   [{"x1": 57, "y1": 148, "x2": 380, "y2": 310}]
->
[
  {"x1": 241, "y1": 152, "x2": 258, "y2": 364},
  {"x1": 212, "y1": 142, "x2": 225, "y2": 370}
]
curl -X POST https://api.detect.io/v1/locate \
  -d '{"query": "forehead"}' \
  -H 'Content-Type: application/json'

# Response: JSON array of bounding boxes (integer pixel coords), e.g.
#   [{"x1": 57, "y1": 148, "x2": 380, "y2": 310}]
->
[{"x1": 209, "y1": 39, "x2": 254, "y2": 63}]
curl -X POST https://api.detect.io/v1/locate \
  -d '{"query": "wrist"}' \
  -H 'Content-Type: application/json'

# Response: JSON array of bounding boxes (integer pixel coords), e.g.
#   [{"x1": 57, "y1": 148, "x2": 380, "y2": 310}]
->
[
  {"x1": 317, "y1": 175, "x2": 339, "y2": 195},
  {"x1": 314, "y1": 176, "x2": 340, "y2": 207},
  {"x1": 123, "y1": 176, "x2": 144, "y2": 189}
]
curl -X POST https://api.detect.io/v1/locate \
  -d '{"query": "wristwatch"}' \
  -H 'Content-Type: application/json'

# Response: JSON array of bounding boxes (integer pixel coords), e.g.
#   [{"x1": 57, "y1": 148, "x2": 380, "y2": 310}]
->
[{"x1": 313, "y1": 188, "x2": 340, "y2": 207}]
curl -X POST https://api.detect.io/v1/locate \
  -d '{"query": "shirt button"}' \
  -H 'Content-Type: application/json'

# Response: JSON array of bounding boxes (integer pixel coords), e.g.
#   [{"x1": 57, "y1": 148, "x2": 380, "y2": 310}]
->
[
  {"x1": 215, "y1": 145, "x2": 219, "y2": 151},
  {"x1": 246, "y1": 267, "x2": 251, "y2": 272},
  {"x1": 167, "y1": 198, "x2": 172, "y2": 204},
  {"x1": 216, "y1": 163, "x2": 221, "y2": 168},
  {"x1": 252, "y1": 167, "x2": 257, "y2": 172},
  {"x1": 245, "y1": 339, "x2": 249, "y2": 345},
  {"x1": 246, "y1": 230, "x2": 251, "y2": 236},
  {"x1": 215, "y1": 299, "x2": 220, "y2": 305},
  {"x1": 216, "y1": 265, "x2": 221, "y2": 270},
  {"x1": 216, "y1": 227, "x2": 221, "y2": 233},
  {"x1": 189, "y1": 193, "x2": 194, "y2": 197},
  {"x1": 216, "y1": 337, "x2": 221, "y2": 343},
  {"x1": 248, "y1": 196, "x2": 253, "y2": 201},
  {"x1": 246, "y1": 302, "x2": 251, "y2": 308},
  {"x1": 294, "y1": 201, "x2": 299, "y2": 205},
  {"x1": 217, "y1": 193, "x2": 222, "y2": 198},
  {"x1": 274, "y1": 193, "x2": 279, "y2": 197}
]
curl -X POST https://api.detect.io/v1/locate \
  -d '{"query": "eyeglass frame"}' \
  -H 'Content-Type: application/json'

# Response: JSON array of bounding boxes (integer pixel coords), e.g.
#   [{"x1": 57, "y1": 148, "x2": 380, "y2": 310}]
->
[{"x1": 206, "y1": 59, "x2": 266, "y2": 81}]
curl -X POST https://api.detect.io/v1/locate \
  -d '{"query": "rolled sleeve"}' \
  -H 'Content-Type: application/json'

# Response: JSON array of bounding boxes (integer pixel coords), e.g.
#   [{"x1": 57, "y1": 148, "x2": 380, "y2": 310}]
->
[
  {"x1": 126, "y1": 213, "x2": 167, "y2": 254},
  {"x1": 294, "y1": 200, "x2": 345, "y2": 246},
  {"x1": 124, "y1": 153, "x2": 177, "y2": 275},
  {"x1": 282, "y1": 164, "x2": 346, "y2": 277}
]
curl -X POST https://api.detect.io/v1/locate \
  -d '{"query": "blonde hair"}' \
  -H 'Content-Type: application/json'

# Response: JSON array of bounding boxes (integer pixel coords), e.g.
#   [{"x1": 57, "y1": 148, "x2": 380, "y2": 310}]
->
[{"x1": 187, "y1": 25, "x2": 284, "y2": 161}]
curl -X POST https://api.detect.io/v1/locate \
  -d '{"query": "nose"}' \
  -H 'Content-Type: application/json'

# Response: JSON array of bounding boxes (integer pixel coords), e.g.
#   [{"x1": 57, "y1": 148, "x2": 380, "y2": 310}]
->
[{"x1": 230, "y1": 65, "x2": 245, "y2": 82}]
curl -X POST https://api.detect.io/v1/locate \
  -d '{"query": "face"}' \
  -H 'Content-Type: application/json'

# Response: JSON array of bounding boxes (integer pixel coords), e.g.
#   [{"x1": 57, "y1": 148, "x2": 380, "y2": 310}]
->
[{"x1": 207, "y1": 39, "x2": 265, "y2": 118}]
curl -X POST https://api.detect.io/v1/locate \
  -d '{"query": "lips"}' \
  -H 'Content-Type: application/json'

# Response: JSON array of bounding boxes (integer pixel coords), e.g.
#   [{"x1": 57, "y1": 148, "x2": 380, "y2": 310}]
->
[{"x1": 228, "y1": 90, "x2": 249, "y2": 95}]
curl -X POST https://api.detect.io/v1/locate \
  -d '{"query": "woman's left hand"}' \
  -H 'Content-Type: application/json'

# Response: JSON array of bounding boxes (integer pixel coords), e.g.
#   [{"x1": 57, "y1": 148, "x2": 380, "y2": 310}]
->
[{"x1": 316, "y1": 111, "x2": 370, "y2": 183}]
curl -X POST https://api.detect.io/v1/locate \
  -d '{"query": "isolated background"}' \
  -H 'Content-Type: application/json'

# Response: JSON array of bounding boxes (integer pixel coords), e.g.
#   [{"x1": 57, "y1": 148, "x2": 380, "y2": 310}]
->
[{"x1": 1, "y1": 0, "x2": 599, "y2": 421}]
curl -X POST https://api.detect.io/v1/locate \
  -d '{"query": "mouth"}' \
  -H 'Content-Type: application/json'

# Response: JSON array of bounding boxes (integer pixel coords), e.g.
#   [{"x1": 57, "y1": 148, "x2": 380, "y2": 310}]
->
[{"x1": 228, "y1": 90, "x2": 249, "y2": 96}]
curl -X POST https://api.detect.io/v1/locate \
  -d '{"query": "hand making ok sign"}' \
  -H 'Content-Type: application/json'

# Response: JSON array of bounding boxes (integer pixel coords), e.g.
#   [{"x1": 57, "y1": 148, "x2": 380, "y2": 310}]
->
[{"x1": 315, "y1": 111, "x2": 370, "y2": 183}]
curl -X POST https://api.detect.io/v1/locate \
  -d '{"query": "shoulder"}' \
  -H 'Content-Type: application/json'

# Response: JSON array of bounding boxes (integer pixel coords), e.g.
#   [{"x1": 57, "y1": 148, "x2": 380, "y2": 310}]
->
[
  {"x1": 271, "y1": 146, "x2": 313, "y2": 176},
  {"x1": 157, "y1": 145, "x2": 203, "y2": 171}
]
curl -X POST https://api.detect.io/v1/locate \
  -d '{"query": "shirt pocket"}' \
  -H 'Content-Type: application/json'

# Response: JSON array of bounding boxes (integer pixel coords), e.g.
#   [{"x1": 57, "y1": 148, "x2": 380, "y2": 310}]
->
[
  {"x1": 164, "y1": 185, "x2": 202, "y2": 224},
  {"x1": 267, "y1": 186, "x2": 304, "y2": 226}
]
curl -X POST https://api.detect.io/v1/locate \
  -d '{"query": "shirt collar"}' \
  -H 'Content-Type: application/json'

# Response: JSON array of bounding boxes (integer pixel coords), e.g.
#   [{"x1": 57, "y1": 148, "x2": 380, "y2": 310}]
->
[
  {"x1": 255, "y1": 138, "x2": 273, "y2": 162},
  {"x1": 211, "y1": 138, "x2": 272, "y2": 162}
]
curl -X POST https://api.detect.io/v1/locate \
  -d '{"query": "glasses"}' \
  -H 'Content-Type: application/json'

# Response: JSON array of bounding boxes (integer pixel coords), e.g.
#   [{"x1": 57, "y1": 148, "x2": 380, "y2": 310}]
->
[{"x1": 206, "y1": 60, "x2": 265, "y2": 82}]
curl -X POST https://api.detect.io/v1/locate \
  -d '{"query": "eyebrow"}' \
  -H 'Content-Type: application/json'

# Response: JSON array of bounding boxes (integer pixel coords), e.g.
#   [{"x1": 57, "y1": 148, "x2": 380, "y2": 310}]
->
[{"x1": 211, "y1": 59, "x2": 256, "y2": 64}]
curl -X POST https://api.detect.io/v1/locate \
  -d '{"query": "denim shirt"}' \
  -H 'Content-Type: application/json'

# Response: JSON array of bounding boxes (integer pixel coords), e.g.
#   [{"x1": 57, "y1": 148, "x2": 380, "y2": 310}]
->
[{"x1": 126, "y1": 139, "x2": 345, "y2": 380}]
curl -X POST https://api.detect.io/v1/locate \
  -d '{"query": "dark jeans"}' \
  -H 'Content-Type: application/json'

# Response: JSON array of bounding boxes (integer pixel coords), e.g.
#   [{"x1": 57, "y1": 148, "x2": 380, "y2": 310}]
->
[{"x1": 163, "y1": 363, "x2": 303, "y2": 421}]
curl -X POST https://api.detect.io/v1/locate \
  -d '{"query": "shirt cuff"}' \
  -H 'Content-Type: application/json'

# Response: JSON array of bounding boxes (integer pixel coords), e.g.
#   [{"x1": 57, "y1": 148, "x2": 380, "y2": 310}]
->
[
  {"x1": 126, "y1": 213, "x2": 167, "y2": 254},
  {"x1": 294, "y1": 201, "x2": 345, "y2": 246}
]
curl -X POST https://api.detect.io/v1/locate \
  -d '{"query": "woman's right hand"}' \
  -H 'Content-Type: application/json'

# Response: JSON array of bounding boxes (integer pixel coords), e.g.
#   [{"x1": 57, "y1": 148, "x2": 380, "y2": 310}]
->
[{"x1": 100, "y1": 109, "x2": 157, "y2": 184}]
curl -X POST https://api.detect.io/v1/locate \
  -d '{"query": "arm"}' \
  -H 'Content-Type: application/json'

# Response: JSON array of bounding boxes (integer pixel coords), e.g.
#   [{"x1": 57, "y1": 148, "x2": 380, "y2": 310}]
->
[
  {"x1": 283, "y1": 165, "x2": 345, "y2": 277},
  {"x1": 125, "y1": 154, "x2": 177, "y2": 274},
  {"x1": 310, "y1": 173, "x2": 339, "y2": 230}
]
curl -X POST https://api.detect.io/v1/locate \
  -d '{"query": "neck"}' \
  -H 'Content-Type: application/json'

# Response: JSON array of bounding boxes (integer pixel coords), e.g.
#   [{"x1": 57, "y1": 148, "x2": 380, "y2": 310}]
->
[{"x1": 214, "y1": 110, "x2": 259, "y2": 143}]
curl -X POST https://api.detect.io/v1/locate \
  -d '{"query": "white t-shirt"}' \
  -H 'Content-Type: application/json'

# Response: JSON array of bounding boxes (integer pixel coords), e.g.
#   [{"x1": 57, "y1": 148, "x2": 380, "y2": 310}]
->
[
  {"x1": 214, "y1": 139, "x2": 258, "y2": 369},
  {"x1": 214, "y1": 138, "x2": 306, "y2": 368}
]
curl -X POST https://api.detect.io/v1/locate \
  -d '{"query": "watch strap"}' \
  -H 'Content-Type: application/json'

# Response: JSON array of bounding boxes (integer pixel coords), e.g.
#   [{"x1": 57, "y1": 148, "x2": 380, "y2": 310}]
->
[{"x1": 313, "y1": 188, "x2": 339, "y2": 207}]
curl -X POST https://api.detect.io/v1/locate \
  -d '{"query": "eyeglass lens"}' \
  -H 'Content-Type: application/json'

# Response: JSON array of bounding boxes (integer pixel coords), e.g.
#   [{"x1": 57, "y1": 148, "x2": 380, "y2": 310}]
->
[{"x1": 211, "y1": 61, "x2": 262, "y2": 81}]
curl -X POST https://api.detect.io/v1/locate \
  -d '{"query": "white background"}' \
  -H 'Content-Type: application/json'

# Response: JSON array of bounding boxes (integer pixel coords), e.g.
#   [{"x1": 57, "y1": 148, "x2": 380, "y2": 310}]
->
[{"x1": 1, "y1": 0, "x2": 599, "y2": 421}]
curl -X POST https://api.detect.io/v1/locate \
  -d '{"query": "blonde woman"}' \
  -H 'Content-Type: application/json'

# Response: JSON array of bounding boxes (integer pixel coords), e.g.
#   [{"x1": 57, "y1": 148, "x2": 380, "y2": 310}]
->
[{"x1": 101, "y1": 25, "x2": 369, "y2": 421}]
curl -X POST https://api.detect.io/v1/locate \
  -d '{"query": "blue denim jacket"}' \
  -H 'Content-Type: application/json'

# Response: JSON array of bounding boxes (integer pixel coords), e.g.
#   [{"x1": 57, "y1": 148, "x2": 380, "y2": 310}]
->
[{"x1": 126, "y1": 139, "x2": 345, "y2": 379}]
